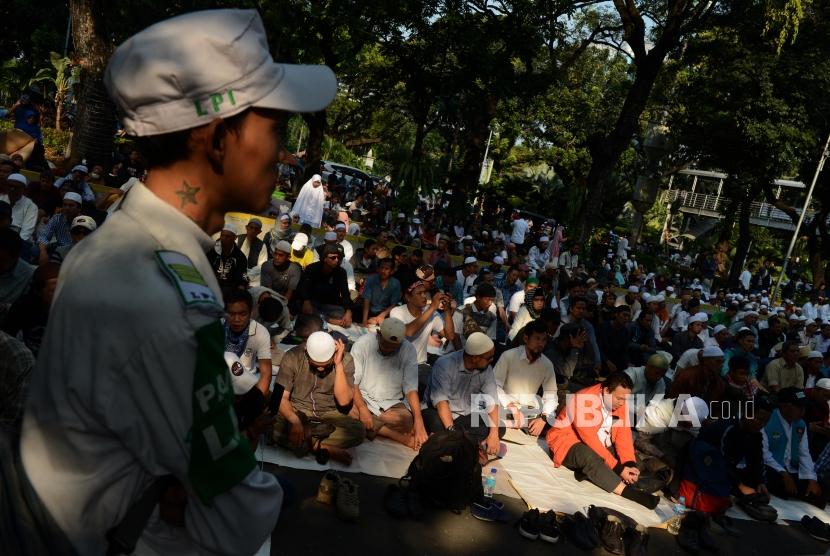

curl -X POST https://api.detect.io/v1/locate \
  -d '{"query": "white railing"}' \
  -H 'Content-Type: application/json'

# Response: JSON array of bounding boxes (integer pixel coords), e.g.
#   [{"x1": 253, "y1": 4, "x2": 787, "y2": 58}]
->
[{"x1": 662, "y1": 190, "x2": 812, "y2": 228}]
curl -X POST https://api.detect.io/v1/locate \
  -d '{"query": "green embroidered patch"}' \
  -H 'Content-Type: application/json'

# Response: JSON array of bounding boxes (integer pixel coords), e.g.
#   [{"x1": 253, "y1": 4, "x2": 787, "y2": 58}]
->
[
  {"x1": 194, "y1": 88, "x2": 237, "y2": 117},
  {"x1": 188, "y1": 321, "x2": 255, "y2": 504},
  {"x1": 155, "y1": 251, "x2": 222, "y2": 309}
]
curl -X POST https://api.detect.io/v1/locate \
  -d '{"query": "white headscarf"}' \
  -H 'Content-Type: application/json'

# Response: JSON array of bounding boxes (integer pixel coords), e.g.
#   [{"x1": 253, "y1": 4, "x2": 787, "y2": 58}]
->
[{"x1": 290, "y1": 173, "x2": 325, "y2": 227}]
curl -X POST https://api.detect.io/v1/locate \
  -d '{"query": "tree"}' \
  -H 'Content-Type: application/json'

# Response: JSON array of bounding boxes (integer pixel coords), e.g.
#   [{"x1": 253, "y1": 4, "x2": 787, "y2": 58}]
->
[{"x1": 575, "y1": 0, "x2": 718, "y2": 246}]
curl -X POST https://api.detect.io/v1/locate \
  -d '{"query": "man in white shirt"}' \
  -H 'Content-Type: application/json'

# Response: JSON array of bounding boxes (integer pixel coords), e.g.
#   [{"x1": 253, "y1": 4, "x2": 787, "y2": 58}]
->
[
  {"x1": 494, "y1": 320, "x2": 558, "y2": 437},
  {"x1": 624, "y1": 352, "x2": 671, "y2": 425},
  {"x1": 455, "y1": 283, "x2": 499, "y2": 342},
  {"x1": 5, "y1": 173, "x2": 38, "y2": 242},
  {"x1": 335, "y1": 221, "x2": 353, "y2": 261},
  {"x1": 762, "y1": 388, "x2": 824, "y2": 507},
  {"x1": 616, "y1": 235, "x2": 629, "y2": 260},
  {"x1": 456, "y1": 256, "x2": 479, "y2": 297},
  {"x1": 527, "y1": 236, "x2": 550, "y2": 270},
  {"x1": 224, "y1": 285, "x2": 272, "y2": 397},
  {"x1": 349, "y1": 318, "x2": 428, "y2": 450},
  {"x1": 739, "y1": 267, "x2": 752, "y2": 292},
  {"x1": 390, "y1": 281, "x2": 455, "y2": 365},
  {"x1": 510, "y1": 212, "x2": 529, "y2": 249}
]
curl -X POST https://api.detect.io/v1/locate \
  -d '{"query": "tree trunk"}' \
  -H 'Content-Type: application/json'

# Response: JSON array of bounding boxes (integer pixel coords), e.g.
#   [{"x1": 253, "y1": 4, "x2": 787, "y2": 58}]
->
[
  {"x1": 300, "y1": 111, "x2": 326, "y2": 191},
  {"x1": 728, "y1": 192, "x2": 755, "y2": 287},
  {"x1": 68, "y1": 0, "x2": 115, "y2": 166},
  {"x1": 577, "y1": 56, "x2": 663, "y2": 246},
  {"x1": 451, "y1": 95, "x2": 496, "y2": 216},
  {"x1": 55, "y1": 102, "x2": 63, "y2": 132}
]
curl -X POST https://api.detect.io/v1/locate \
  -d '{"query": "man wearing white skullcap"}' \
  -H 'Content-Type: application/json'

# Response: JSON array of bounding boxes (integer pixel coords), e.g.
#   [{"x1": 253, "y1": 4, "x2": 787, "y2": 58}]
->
[
  {"x1": 21, "y1": 9, "x2": 337, "y2": 554},
  {"x1": 527, "y1": 235, "x2": 550, "y2": 270},
  {"x1": 35, "y1": 191, "x2": 83, "y2": 265},
  {"x1": 424, "y1": 332, "x2": 505, "y2": 456},
  {"x1": 274, "y1": 331, "x2": 364, "y2": 464},
  {"x1": 208, "y1": 224, "x2": 249, "y2": 294}
]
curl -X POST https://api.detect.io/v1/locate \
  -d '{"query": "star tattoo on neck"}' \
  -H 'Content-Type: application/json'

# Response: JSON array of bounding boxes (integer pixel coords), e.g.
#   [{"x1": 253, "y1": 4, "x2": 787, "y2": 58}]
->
[{"x1": 175, "y1": 181, "x2": 200, "y2": 208}]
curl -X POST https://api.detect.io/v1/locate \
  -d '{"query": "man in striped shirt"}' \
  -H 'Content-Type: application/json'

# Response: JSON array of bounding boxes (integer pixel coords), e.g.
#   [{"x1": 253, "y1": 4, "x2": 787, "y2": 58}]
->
[{"x1": 36, "y1": 191, "x2": 82, "y2": 265}]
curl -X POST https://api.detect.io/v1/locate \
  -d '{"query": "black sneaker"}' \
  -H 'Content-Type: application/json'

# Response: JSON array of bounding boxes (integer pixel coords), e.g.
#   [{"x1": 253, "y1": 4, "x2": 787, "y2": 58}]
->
[
  {"x1": 518, "y1": 509, "x2": 541, "y2": 540},
  {"x1": 562, "y1": 512, "x2": 599, "y2": 550},
  {"x1": 696, "y1": 513, "x2": 720, "y2": 553},
  {"x1": 538, "y1": 510, "x2": 560, "y2": 543},
  {"x1": 677, "y1": 512, "x2": 701, "y2": 554},
  {"x1": 624, "y1": 524, "x2": 649, "y2": 556},
  {"x1": 600, "y1": 515, "x2": 626, "y2": 555},
  {"x1": 802, "y1": 515, "x2": 830, "y2": 542}
]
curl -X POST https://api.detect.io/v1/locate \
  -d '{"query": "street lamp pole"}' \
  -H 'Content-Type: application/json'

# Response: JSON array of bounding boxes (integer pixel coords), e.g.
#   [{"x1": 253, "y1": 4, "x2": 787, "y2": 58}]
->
[
  {"x1": 479, "y1": 127, "x2": 494, "y2": 185},
  {"x1": 771, "y1": 132, "x2": 830, "y2": 302}
]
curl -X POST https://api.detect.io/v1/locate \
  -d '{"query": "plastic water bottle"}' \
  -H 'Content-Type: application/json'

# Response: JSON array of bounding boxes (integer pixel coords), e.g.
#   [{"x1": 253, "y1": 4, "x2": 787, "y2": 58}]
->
[
  {"x1": 483, "y1": 468, "x2": 498, "y2": 499},
  {"x1": 667, "y1": 496, "x2": 686, "y2": 535}
]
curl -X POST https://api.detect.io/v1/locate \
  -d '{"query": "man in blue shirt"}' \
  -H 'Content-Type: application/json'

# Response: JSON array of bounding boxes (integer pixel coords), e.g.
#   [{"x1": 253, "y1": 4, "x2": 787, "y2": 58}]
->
[{"x1": 361, "y1": 257, "x2": 401, "y2": 325}]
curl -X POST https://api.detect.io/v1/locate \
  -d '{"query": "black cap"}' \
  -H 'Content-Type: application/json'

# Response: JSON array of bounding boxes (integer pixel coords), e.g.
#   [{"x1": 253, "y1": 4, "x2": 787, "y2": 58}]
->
[{"x1": 777, "y1": 387, "x2": 808, "y2": 407}]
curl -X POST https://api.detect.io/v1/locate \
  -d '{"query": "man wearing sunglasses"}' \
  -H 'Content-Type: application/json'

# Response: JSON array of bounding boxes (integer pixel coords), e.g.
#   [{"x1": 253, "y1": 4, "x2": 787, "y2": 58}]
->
[
  {"x1": 299, "y1": 243, "x2": 353, "y2": 327},
  {"x1": 424, "y1": 332, "x2": 505, "y2": 457}
]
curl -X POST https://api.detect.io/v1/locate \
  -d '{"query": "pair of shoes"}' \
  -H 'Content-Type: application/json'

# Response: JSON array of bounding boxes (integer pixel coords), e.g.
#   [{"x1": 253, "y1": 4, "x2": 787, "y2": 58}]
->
[
  {"x1": 561, "y1": 511, "x2": 599, "y2": 550},
  {"x1": 588, "y1": 506, "x2": 648, "y2": 555},
  {"x1": 801, "y1": 515, "x2": 830, "y2": 541},
  {"x1": 316, "y1": 471, "x2": 359, "y2": 521},
  {"x1": 383, "y1": 484, "x2": 425, "y2": 519},
  {"x1": 472, "y1": 500, "x2": 508, "y2": 522},
  {"x1": 517, "y1": 509, "x2": 559, "y2": 542},
  {"x1": 676, "y1": 511, "x2": 719, "y2": 554}
]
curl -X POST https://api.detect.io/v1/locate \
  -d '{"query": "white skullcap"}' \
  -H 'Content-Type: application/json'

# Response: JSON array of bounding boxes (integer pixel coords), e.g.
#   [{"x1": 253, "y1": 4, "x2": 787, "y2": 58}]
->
[
  {"x1": 463, "y1": 256, "x2": 478, "y2": 265},
  {"x1": 688, "y1": 313, "x2": 708, "y2": 324},
  {"x1": 324, "y1": 231, "x2": 337, "y2": 241},
  {"x1": 680, "y1": 396, "x2": 710, "y2": 422},
  {"x1": 702, "y1": 346, "x2": 725, "y2": 358},
  {"x1": 817, "y1": 378, "x2": 830, "y2": 390},
  {"x1": 808, "y1": 351, "x2": 823, "y2": 359},
  {"x1": 539, "y1": 235, "x2": 549, "y2": 242},
  {"x1": 221, "y1": 224, "x2": 236, "y2": 234},
  {"x1": 335, "y1": 222, "x2": 346, "y2": 230},
  {"x1": 652, "y1": 294, "x2": 666, "y2": 303},
  {"x1": 713, "y1": 324, "x2": 727, "y2": 335},
  {"x1": 788, "y1": 314, "x2": 799, "y2": 321},
  {"x1": 306, "y1": 331, "x2": 335, "y2": 362},
  {"x1": 628, "y1": 285, "x2": 640, "y2": 293},
  {"x1": 465, "y1": 332, "x2": 494, "y2": 356},
  {"x1": 71, "y1": 164, "x2": 88, "y2": 174},
  {"x1": 493, "y1": 256, "x2": 504, "y2": 265},
  {"x1": 224, "y1": 352, "x2": 257, "y2": 395},
  {"x1": 6, "y1": 173, "x2": 27, "y2": 186},
  {"x1": 63, "y1": 191, "x2": 82, "y2": 204},
  {"x1": 275, "y1": 240, "x2": 292, "y2": 254}
]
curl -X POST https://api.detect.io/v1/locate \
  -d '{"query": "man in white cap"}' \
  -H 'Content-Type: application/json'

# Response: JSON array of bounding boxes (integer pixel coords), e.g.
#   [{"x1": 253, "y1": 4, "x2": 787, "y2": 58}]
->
[
  {"x1": 457, "y1": 256, "x2": 479, "y2": 298},
  {"x1": 49, "y1": 215, "x2": 97, "y2": 265},
  {"x1": 260, "y1": 240, "x2": 301, "y2": 303},
  {"x1": 335, "y1": 220, "x2": 353, "y2": 261},
  {"x1": 274, "y1": 331, "x2": 363, "y2": 465},
  {"x1": 705, "y1": 324, "x2": 731, "y2": 350},
  {"x1": 54, "y1": 164, "x2": 95, "y2": 202},
  {"x1": 35, "y1": 191, "x2": 82, "y2": 265},
  {"x1": 349, "y1": 318, "x2": 428, "y2": 450},
  {"x1": 289, "y1": 231, "x2": 314, "y2": 269},
  {"x1": 635, "y1": 395, "x2": 709, "y2": 473},
  {"x1": 671, "y1": 312, "x2": 707, "y2": 362},
  {"x1": 616, "y1": 285, "x2": 642, "y2": 319},
  {"x1": 21, "y1": 9, "x2": 336, "y2": 555},
  {"x1": 4, "y1": 173, "x2": 38, "y2": 243},
  {"x1": 625, "y1": 352, "x2": 672, "y2": 419},
  {"x1": 527, "y1": 235, "x2": 550, "y2": 271},
  {"x1": 424, "y1": 331, "x2": 504, "y2": 455},
  {"x1": 670, "y1": 346, "x2": 727, "y2": 403},
  {"x1": 208, "y1": 225, "x2": 249, "y2": 294},
  {"x1": 236, "y1": 217, "x2": 270, "y2": 271}
]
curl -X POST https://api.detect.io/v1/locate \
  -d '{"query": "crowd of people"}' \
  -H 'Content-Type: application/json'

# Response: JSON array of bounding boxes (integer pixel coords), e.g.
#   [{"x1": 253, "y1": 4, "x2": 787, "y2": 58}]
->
[{"x1": 3, "y1": 8, "x2": 830, "y2": 554}]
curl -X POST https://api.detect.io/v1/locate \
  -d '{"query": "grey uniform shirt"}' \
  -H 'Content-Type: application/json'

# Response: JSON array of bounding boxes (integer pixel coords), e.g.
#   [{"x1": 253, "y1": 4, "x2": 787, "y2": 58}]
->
[
  {"x1": 427, "y1": 350, "x2": 498, "y2": 417},
  {"x1": 21, "y1": 182, "x2": 280, "y2": 556}
]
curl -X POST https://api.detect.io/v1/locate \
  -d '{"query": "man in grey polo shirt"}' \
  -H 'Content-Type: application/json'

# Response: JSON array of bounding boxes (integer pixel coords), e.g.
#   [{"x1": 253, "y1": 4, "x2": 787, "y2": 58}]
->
[{"x1": 423, "y1": 332, "x2": 505, "y2": 457}]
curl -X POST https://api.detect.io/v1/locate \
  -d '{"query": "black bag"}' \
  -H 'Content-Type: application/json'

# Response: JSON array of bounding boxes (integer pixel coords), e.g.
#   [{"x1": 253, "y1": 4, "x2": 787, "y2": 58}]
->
[{"x1": 401, "y1": 429, "x2": 483, "y2": 513}]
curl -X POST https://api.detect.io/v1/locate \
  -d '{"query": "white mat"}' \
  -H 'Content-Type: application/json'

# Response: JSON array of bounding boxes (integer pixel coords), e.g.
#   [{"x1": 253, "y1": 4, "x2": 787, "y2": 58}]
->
[{"x1": 498, "y1": 439, "x2": 676, "y2": 527}]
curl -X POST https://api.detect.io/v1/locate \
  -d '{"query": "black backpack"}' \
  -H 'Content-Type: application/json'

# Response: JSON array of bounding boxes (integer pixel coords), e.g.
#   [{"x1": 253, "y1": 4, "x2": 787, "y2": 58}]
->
[{"x1": 402, "y1": 429, "x2": 483, "y2": 513}]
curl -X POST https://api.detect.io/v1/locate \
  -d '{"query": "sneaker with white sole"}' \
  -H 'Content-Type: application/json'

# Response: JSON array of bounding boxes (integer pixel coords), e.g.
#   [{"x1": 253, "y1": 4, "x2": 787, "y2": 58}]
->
[
  {"x1": 538, "y1": 510, "x2": 560, "y2": 543},
  {"x1": 518, "y1": 509, "x2": 541, "y2": 540},
  {"x1": 336, "y1": 478, "x2": 360, "y2": 522}
]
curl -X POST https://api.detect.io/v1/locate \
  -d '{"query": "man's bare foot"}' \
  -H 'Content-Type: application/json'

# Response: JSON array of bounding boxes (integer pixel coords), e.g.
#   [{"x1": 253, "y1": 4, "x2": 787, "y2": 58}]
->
[{"x1": 323, "y1": 445, "x2": 353, "y2": 465}]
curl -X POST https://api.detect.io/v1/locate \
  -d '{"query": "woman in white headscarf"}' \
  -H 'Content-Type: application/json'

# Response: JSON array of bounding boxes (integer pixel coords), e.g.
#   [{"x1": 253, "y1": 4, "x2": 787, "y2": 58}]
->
[{"x1": 290, "y1": 174, "x2": 326, "y2": 227}]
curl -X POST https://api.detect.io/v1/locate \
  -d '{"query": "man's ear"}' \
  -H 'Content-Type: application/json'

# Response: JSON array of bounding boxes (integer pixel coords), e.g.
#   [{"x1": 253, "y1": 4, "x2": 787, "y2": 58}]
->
[{"x1": 192, "y1": 118, "x2": 226, "y2": 174}]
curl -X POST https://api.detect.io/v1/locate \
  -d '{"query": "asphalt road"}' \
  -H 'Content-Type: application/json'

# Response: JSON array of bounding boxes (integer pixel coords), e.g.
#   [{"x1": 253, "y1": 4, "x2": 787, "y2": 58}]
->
[{"x1": 267, "y1": 465, "x2": 829, "y2": 556}]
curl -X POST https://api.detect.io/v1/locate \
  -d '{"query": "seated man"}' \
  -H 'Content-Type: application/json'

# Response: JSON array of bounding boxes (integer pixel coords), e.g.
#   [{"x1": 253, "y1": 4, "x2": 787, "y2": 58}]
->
[
  {"x1": 248, "y1": 286, "x2": 292, "y2": 344},
  {"x1": 260, "y1": 240, "x2": 301, "y2": 303},
  {"x1": 208, "y1": 225, "x2": 248, "y2": 295},
  {"x1": 360, "y1": 257, "x2": 401, "y2": 325},
  {"x1": 423, "y1": 332, "x2": 505, "y2": 457},
  {"x1": 273, "y1": 331, "x2": 364, "y2": 465},
  {"x1": 390, "y1": 281, "x2": 455, "y2": 367},
  {"x1": 546, "y1": 372, "x2": 659, "y2": 508},
  {"x1": 624, "y1": 352, "x2": 671, "y2": 424},
  {"x1": 681, "y1": 398, "x2": 772, "y2": 517},
  {"x1": 456, "y1": 282, "x2": 499, "y2": 343},
  {"x1": 762, "y1": 387, "x2": 825, "y2": 508},
  {"x1": 763, "y1": 340, "x2": 805, "y2": 393},
  {"x1": 223, "y1": 289, "x2": 272, "y2": 396},
  {"x1": 493, "y1": 319, "x2": 558, "y2": 437},
  {"x1": 669, "y1": 345, "x2": 726, "y2": 405},
  {"x1": 298, "y1": 244, "x2": 352, "y2": 326},
  {"x1": 349, "y1": 318, "x2": 428, "y2": 450},
  {"x1": 544, "y1": 322, "x2": 595, "y2": 388}
]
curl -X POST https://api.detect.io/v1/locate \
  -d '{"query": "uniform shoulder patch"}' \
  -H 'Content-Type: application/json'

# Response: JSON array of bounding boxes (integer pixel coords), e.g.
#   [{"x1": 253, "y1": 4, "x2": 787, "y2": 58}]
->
[{"x1": 155, "y1": 250, "x2": 223, "y2": 310}]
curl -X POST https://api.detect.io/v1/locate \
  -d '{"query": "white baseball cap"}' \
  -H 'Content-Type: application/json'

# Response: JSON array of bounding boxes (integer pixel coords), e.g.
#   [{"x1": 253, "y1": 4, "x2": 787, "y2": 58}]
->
[
  {"x1": 104, "y1": 9, "x2": 337, "y2": 137},
  {"x1": 379, "y1": 318, "x2": 406, "y2": 344},
  {"x1": 224, "y1": 352, "x2": 257, "y2": 395},
  {"x1": 71, "y1": 215, "x2": 97, "y2": 232},
  {"x1": 291, "y1": 232, "x2": 308, "y2": 250}
]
